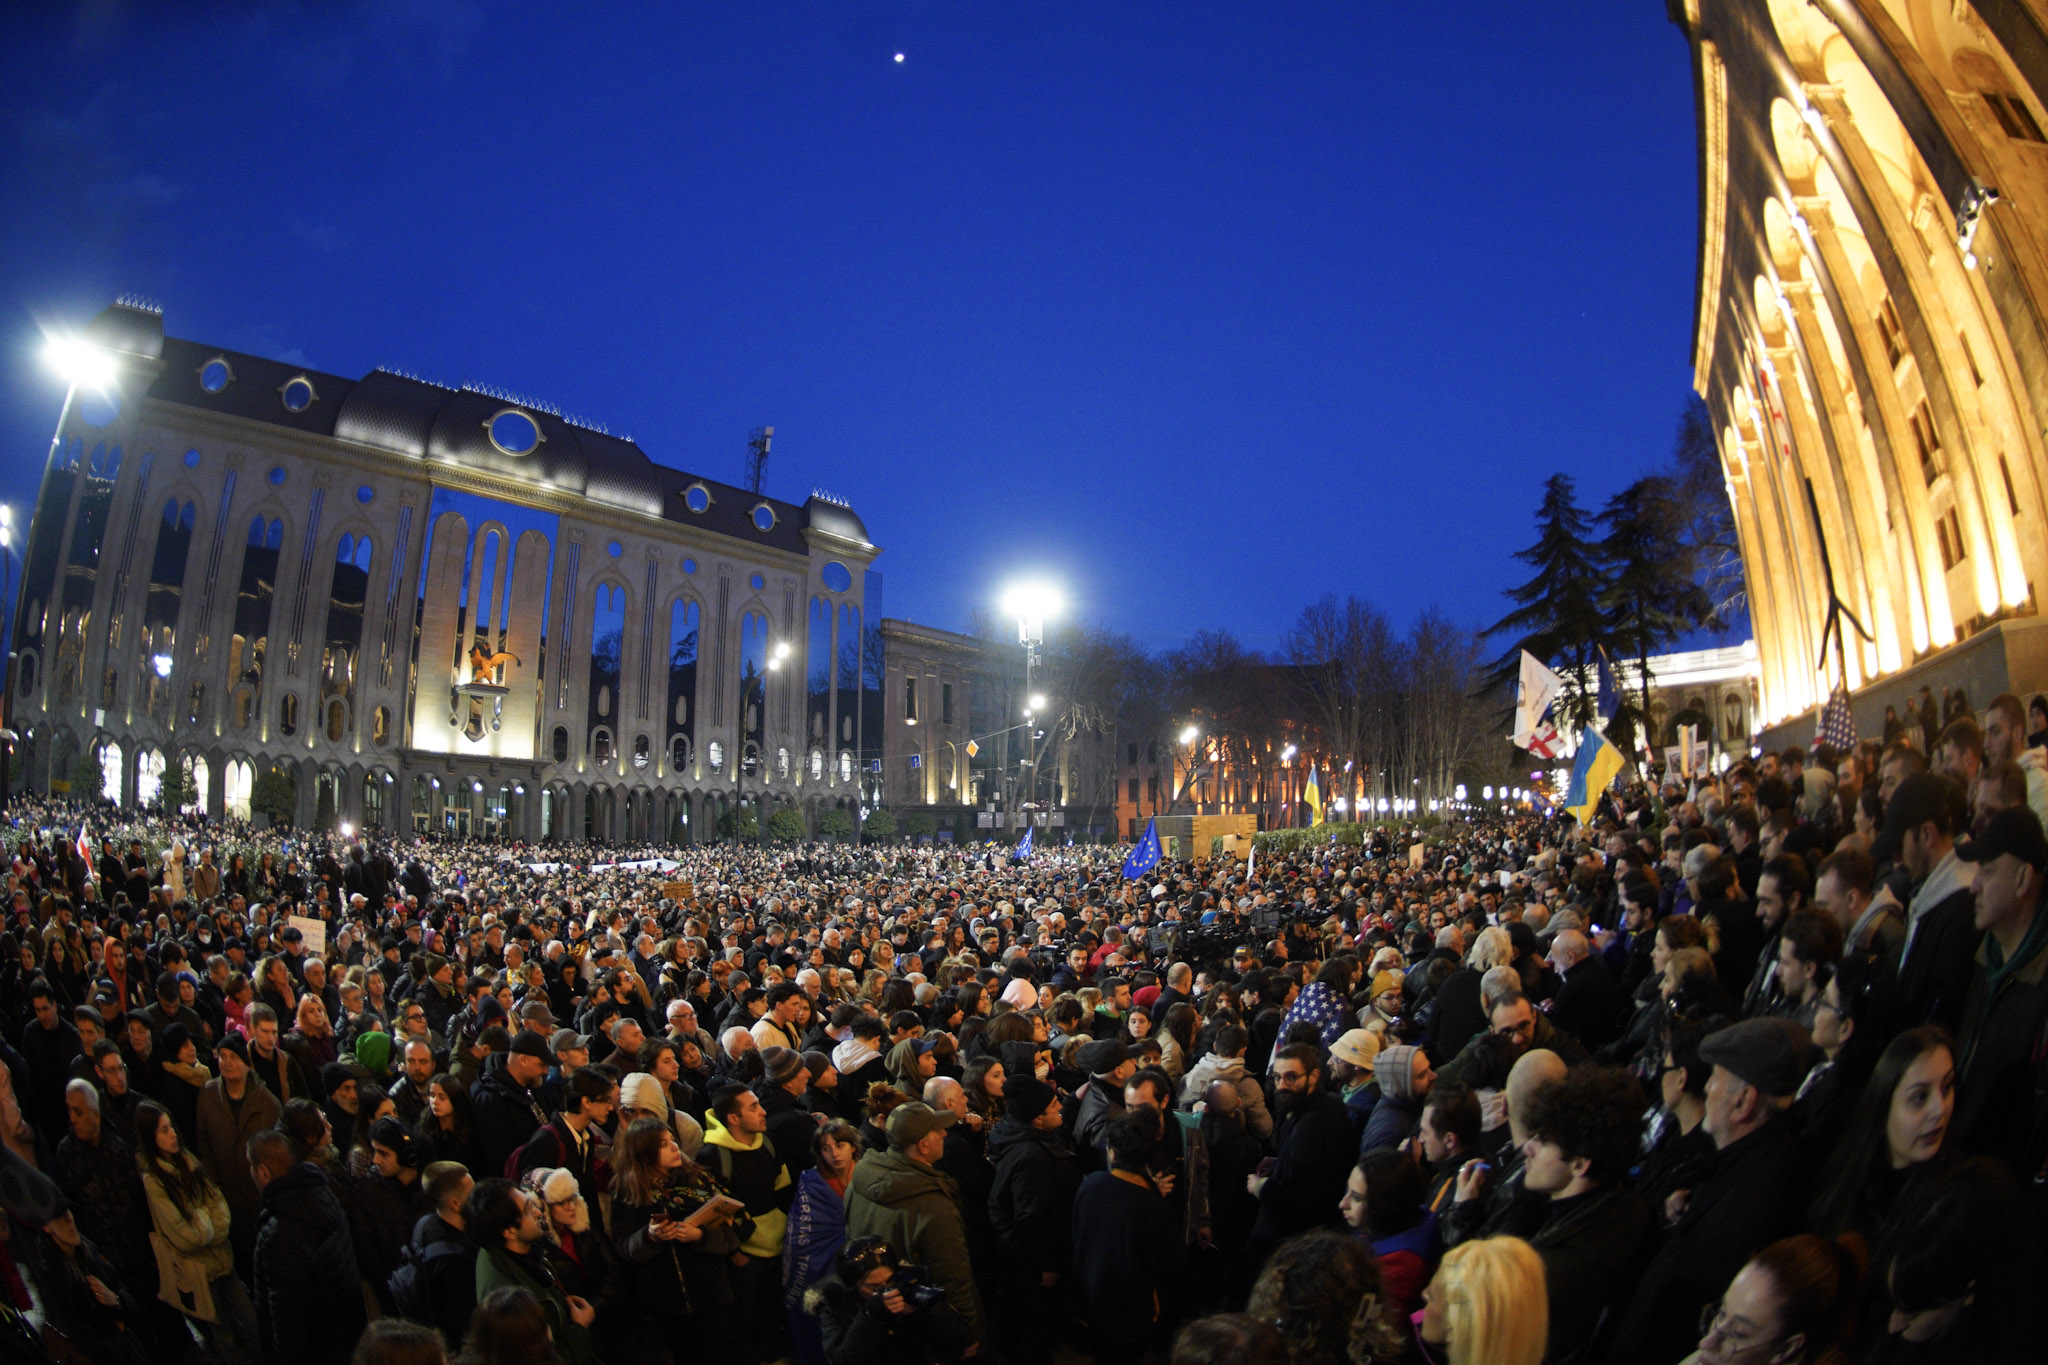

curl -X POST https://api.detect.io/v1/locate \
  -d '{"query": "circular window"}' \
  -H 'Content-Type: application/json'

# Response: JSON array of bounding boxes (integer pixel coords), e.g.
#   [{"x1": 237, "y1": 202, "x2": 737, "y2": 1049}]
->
[
  {"x1": 821, "y1": 561, "x2": 853, "y2": 593},
  {"x1": 683, "y1": 485, "x2": 711, "y2": 514},
  {"x1": 486, "y1": 408, "x2": 542, "y2": 456},
  {"x1": 182, "y1": 449, "x2": 201, "y2": 468},
  {"x1": 606, "y1": 540, "x2": 624, "y2": 558},
  {"x1": 199, "y1": 358, "x2": 233, "y2": 393},
  {"x1": 681, "y1": 558, "x2": 696, "y2": 575},
  {"x1": 749, "y1": 573, "x2": 766, "y2": 591},
  {"x1": 281, "y1": 377, "x2": 316, "y2": 412},
  {"x1": 268, "y1": 466, "x2": 287, "y2": 486},
  {"x1": 79, "y1": 391, "x2": 121, "y2": 426},
  {"x1": 356, "y1": 485, "x2": 374, "y2": 504},
  {"x1": 751, "y1": 503, "x2": 776, "y2": 532}
]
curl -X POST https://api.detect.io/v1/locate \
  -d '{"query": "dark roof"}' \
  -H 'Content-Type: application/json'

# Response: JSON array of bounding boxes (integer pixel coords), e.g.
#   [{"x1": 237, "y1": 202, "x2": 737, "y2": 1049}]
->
[{"x1": 94, "y1": 301, "x2": 873, "y2": 554}]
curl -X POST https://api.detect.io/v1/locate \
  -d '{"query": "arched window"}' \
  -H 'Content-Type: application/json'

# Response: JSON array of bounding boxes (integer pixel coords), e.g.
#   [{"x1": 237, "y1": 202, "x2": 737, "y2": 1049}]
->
[
  {"x1": 552, "y1": 726, "x2": 569, "y2": 763},
  {"x1": 224, "y1": 759, "x2": 254, "y2": 819},
  {"x1": 326, "y1": 699, "x2": 347, "y2": 742},
  {"x1": 280, "y1": 693, "x2": 299, "y2": 736}
]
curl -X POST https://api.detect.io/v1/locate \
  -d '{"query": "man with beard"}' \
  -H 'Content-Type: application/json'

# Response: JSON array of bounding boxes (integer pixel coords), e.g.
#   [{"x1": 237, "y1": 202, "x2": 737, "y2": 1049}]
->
[{"x1": 1245, "y1": 1043, "x2": 1351, "y2": 1262}]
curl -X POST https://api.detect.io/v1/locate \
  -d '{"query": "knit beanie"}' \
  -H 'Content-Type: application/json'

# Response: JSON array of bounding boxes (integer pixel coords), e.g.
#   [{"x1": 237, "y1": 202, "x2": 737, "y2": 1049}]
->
[
  {"x1": 1378, "y1": 1045, "x2": 1420, "y2": 1101},
  {"x1": 353, "y1": 1030, "x2": 393, "y2": 1076},
  {"x1": 1005, "y1": 1077, "x2": 1057, "y2": 1124}
]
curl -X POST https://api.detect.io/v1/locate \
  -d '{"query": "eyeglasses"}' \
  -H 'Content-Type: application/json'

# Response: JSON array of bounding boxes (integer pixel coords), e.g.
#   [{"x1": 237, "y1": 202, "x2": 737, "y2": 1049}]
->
[{"x1": 1698, "y1": 1302, "x2": 1767, "y2": 1353}]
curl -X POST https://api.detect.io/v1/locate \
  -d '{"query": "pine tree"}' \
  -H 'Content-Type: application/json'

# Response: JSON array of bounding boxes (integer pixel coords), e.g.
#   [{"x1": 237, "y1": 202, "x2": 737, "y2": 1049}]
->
[
  {"x1": 1486, "y1": 474, "x2": 1607, "y2": 734},
  {"x1": 1598, "y1": 475, "x2": 1718, "y2": 749}
]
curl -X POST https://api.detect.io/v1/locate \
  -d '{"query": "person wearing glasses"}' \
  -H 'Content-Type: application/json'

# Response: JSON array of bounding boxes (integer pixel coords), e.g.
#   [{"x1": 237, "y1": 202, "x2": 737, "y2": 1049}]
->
[{"x1": 1684, "y1": 1234, "x2": 1860, "y2": 1365}]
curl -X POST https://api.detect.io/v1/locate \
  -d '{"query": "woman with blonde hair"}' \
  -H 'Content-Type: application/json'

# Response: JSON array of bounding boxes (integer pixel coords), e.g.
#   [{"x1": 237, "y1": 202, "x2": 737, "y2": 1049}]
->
[{"x1": 1417, "y1": 1235, "x2": 1546, "y2": 1365}]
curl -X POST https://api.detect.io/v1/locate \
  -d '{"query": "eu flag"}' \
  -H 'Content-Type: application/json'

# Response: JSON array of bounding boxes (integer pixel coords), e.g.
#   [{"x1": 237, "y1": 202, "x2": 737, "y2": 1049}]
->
[
  {"x1": 1596, "y1": 649, "x2": 1620, "y2": 724},
  {"x1": 1123, "y1": 818, "x2": 1161, "y2": 879},
  {"x1": 1014, "y1": 825, "x2": 1034, "y2": 860}
]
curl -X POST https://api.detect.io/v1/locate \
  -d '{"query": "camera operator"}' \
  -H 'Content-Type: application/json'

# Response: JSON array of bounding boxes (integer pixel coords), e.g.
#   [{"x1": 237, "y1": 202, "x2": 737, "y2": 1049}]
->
[{"x1": 809, "y1": 1235, "x2": 975, "y2": 1365}]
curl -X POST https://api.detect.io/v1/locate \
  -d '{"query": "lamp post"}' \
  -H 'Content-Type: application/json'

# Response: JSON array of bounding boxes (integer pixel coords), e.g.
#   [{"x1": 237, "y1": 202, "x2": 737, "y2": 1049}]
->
[
  {"x1": 999, "y1": 581, "x2": 1061, "y2": 836},
  {"x1": 749, "y1": 641, "x2": 793, "y2": 844},
  {"x1": 6, "y1": 338, "x2": 114, "y2": 811},
  {"x1": 1279, "y1": 743, "x2": 1297, "y2": 827},
  {"x1": 1170, "y1": 724, "x2": 1205, "y2": 815}
]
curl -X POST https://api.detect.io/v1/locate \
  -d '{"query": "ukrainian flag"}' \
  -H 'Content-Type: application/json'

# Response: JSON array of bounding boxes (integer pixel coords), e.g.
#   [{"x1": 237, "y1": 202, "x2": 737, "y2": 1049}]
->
[
  {"x1": 1304, "y1": 767, "x2": 1323, "y2": 824},
  {"x1": 1564, "y1": 728, "x2": 1624, "y2": 825}
]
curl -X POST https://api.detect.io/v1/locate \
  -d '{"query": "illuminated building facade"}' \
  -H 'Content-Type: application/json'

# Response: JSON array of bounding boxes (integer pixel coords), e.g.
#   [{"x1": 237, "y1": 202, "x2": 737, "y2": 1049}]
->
[
  {"x1": 1676, "y1": 0, "x2": 2048, "y2": 743},
  {"x1": 10, "y1": 300, "x2": 882, "y2": 840}
]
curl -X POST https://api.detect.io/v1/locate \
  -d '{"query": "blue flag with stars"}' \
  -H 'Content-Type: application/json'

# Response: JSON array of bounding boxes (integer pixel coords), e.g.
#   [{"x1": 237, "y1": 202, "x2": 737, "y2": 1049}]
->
[
  {"x1": 1014, "y1": 825, "x2": 1034, "y2": 860},
  {"x1": 1123, "y1": 818, "x2": 1161, "y2": 879}
]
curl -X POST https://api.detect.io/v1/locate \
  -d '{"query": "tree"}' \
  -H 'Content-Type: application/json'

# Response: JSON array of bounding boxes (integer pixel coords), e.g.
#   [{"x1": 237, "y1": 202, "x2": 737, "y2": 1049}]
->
[
  {"x1": 1285, "y1": 594, "x2": 1399, "y2": 806},
  {"x1": 818, "y1": 807, "x2": 855, "y2": 842},
  {"x1": 251, "y1": 770, "x2": 295, "y2": 827},
  {"x1": 904, "y1": 811, "x2": 936, "y2": 840},
  {"x1": 718, "y1": 806, "x2": 760, "y2": 841},
  {"x1": 766, "y1": 808, "x2": 807, "y2": 844},
  {"x1": 1597, "y1": 475, "x2": 1718, "y2": 752},
  {"x1": 862, "y1": 807, "x2": 897, "y2": 841},
  {"x1": 69, "y1": 749, "x2": 100, "y2": 801},
  {"x1": 1486, "y1": 474, "x2": 1607, "y2": 735},
  {"x1": 156, "y1": 755, "x2": 192, "y2": 814}
]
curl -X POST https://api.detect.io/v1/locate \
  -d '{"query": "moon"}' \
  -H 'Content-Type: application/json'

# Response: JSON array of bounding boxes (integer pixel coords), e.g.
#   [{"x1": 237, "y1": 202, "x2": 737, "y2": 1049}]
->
[{"x1": 893, "y1": 52, "x2": 905, "y2": 63}]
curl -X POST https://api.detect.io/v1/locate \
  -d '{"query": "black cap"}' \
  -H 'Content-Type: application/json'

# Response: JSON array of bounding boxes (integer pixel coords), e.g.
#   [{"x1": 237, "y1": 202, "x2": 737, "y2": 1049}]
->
[
  {"x1": 1005, "y1": 1077, "x2": 1058, "y2": 1122},
  {"x1": 1957, "y1": 805, "x2": 2048, "y2": 872},
  {"x1": 1875, "y1": 773, "x2": 1961, "y2": 864},
  {"x1": 1699, "y1": 1017, "x2": 1813, "y2": 1098},
  {"x1": 1077, "y1": 1038, "x2": 1134, "y2": 1075},
  {"x1": 508, "y1": 1032, "x2": 553, "y2": 1062}
]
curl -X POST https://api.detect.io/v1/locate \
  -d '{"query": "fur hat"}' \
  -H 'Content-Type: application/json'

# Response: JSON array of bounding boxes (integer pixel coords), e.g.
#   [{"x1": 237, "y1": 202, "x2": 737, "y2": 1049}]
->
[{"x1": 518, "y1": 1166, "x2": 590, "y2": 1234}]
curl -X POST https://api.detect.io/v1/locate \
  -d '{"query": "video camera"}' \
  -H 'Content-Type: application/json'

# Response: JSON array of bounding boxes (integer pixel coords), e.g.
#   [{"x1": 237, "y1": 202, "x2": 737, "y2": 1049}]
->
[{"x1": 892, "y1": 1264, "x2": 948, "y2": 1310}]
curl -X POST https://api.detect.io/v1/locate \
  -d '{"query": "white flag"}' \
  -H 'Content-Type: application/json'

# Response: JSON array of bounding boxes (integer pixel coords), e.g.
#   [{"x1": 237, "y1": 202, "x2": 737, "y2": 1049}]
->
[{"x1": 1513, "y1": 651, "x2": 1566, "y2": 743}]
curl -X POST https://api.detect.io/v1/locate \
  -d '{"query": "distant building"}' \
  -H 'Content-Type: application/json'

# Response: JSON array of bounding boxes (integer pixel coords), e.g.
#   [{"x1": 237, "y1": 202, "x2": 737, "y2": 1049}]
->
[
  {"x1": 1675, "y1": 2, "x2": 2048, "y2": 747},
  {"x1": 10, "y1": 300, "x2": 882, "y2": 840},
  {"x1": 876, "y1": 618, "x2": 1117, "y2": 841}
]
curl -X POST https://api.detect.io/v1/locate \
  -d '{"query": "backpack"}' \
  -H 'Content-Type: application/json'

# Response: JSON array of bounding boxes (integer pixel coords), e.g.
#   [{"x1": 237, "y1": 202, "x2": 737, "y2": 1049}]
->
[
  {"x1": 507, "y1": 1122, "x2": 570, "y2": 1179},
  {"x1": 388, "y1": 1237, "x2": 470, "y2": 1326}
]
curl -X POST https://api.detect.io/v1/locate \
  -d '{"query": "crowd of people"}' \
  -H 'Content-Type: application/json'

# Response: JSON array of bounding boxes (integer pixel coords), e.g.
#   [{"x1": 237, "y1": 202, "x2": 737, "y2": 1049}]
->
[{"x1": 2, "y1": 686, "x2": 2048, "y2": 1365}]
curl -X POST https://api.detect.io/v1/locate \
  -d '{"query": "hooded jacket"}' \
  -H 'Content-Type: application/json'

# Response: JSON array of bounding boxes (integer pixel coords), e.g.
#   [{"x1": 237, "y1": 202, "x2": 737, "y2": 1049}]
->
[
  {"x1": 1176, "y1": 1051, "x2": 1274, "y2": 1139},
  {"x1": 252, "y1": 1162, "x2": 367, "y2": 1365},
  {"x1": 844, "y1": 1147, "x2": 985, "y2": 1341},
  {"x1": 700, "y1": 1111, "x2": 793, "y2": 1257},
  {"x1": 986, "y1": 1116, "x2": 1081, "y2": 1277}
]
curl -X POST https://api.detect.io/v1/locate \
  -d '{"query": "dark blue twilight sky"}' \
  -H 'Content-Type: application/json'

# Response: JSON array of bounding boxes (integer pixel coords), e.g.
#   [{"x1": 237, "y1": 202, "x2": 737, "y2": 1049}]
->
[{"x1": 0, "y1": 2, "x2": 1702, "y2": 654}]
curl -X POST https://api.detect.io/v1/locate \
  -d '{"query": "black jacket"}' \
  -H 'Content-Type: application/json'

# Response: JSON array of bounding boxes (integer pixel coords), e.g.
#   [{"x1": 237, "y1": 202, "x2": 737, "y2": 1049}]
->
[
  {"x1": 985, "y1": 1118, "x2": 1081, "y2": 1277},
  {"x1": 253, "y1": 1162, "x2": 368, "y2": 1365},
  {"x1": 1550, "y1": 954, "x2": 1625, "y2": 1053},
  {"x1": 1424, "y1": 967, "x2": 1489, "y2": 1062},
  {"x1": 1607, "y1": 1118, "x2": 1804, "y2": 1365},
  {"x1": 406, "y1": 1212, "x2": 478, "y2": 1349},
  {"x1": 1528, "y1": 1183, "x2": 1649, "y2": 1364},
  {"x1": 1251, "y1": 1089, "x2": 1353, "y2": 1244},
  {"x1": 808, "y1": 1274, "x2": 975, "y2": 1365},
  {"x1": 758, "y1": 1082, "x2": 822, "y2": 1176},
  {"x1": 1897, "y1": 881, "x2": 1981, "y2": 1034},
  {"x1": 471, "y1": 1066, "x2": 549, "y2": 1177},
  {"x1": 350, "y1": 1170, "x2": 428, "y2": 1296}
]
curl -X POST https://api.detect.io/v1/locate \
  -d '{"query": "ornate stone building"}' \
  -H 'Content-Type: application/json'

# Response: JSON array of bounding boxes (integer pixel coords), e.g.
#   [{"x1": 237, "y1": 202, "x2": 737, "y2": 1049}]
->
[
  {"x1": 10, "y1": 300, "x2": 883, "y2": 840},
  {"x1": 1676, "y1": 0, "x2": 2048, "y2": 746}
]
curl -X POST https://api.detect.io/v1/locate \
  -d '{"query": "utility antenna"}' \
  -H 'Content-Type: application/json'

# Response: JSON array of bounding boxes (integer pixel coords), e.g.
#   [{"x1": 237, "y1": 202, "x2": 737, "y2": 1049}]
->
[{"x1": 746, "y1": 426, "x2": 773, "y2": 496}]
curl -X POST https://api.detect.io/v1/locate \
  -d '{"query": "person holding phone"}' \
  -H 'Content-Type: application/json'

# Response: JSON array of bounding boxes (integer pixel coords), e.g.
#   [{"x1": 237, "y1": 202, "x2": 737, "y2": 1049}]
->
[{"x1": 610, "y1": 1115, "x2": 747, "y2": 1365}]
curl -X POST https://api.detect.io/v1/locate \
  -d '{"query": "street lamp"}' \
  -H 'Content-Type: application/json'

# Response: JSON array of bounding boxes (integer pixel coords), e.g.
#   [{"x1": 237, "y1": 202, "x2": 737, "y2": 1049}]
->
[
  {"x1": 1000, "y1": 582, "x2": 1061, "y2": 832},
  {"x1": 6, "y1": 337, "x2": 116, "y2": 811}
]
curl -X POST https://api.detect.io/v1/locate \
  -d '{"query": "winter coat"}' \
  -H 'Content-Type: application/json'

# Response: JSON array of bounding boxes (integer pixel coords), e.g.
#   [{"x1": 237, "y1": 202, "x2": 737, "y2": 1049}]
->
[
  {"x1": 1176, "y1": 1051, "x2": 1274, "y2": 1139},
  {"x1": 1251, "y1": 1089, "x2": 1353, "y2": 1245},
  {"x1": 844, "y1": 1148, "x2": 985, "y2": 1341},
  {"x1": 759, "y1": 1081, "x2": 823, "y2": 1176},
  {"x1": 1068, "y1": 1171, "x2": 1181, "y2": 1349},
  {"x1": 700, "y1": 1112, "x2": 794, "y2": 1257},
  {"x1": 1529, "y1": 1183, "x2": 1650, "y2": 1364},
  {"x1": 1071, "y1": 1078, "x2": 1123, "y2": 1167},
  {"x1": 1549, "y1": 954, "x2": 1626, "y2": 1054},
  {"x1": 986, "y1": 1117, "x2": 1081, "y2": 1278},
  {"x1": 807, "y1": 1274, "x2": 976, "y2": 1365},
  {"x1": 252, "y1": 1161, "x2": 367, "y2": 1365},
  {"x1": 194, "y1": 1077, "x2": 284, "y2": 1260},
  {"x1": 350, "y1": 1170, "x2": 428, "y2": 1294},
  {"x1": 611, "y1": 1190, "x2": 743, "y2": 1322},
  {"x1": 471, "y1": 1065, "x2": 549, "y2": 1176},
  {"x1": 406, "y1": 1213, "x2": 478, "y2": 1349},
  {"x1": 1608, "y1": 1118, "x2": 1804, "y2": 1365},
  {"x1": 476, "y1": 1244, "x2": 597, "y2": 1365},
  {"x1": 141, "y1": 1154, "x2": 236, "y2": 1321}
]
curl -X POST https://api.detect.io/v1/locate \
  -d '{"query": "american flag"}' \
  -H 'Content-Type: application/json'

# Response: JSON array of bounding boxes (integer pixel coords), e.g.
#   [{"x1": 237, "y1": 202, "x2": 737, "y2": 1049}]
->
[
  {"x1": 1818, "y1": 686, "x2": 1857, "y2": 752},
  {"x1": 1281, "y1": 980, "x2": 1349, "y2": 1052}
]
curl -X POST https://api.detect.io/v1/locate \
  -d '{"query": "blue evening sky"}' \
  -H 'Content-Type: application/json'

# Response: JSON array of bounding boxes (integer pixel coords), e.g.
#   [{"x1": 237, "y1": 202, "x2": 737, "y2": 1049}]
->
[{"x1": 0, "y1": 1, "x2": 1703, "y2": 655}]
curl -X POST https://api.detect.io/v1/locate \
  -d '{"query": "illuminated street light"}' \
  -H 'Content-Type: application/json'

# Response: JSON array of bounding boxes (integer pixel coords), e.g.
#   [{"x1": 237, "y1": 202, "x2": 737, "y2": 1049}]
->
[
  {"x1": 999, "y1": 580, "x2": 1063, "y2": 643},
  {"x1": 1280, "y1": 744, "x2": 1296, "y2": 762},
  {"x1": 1179, "y1": 725, "x2": 1200, "y2": 745},
  {"x1": 1029, "y1": 693, "x2": 1046, "y2": 711},
  {"x1": 44, "y1": 335, "x2": 116, "y2": 390}
]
